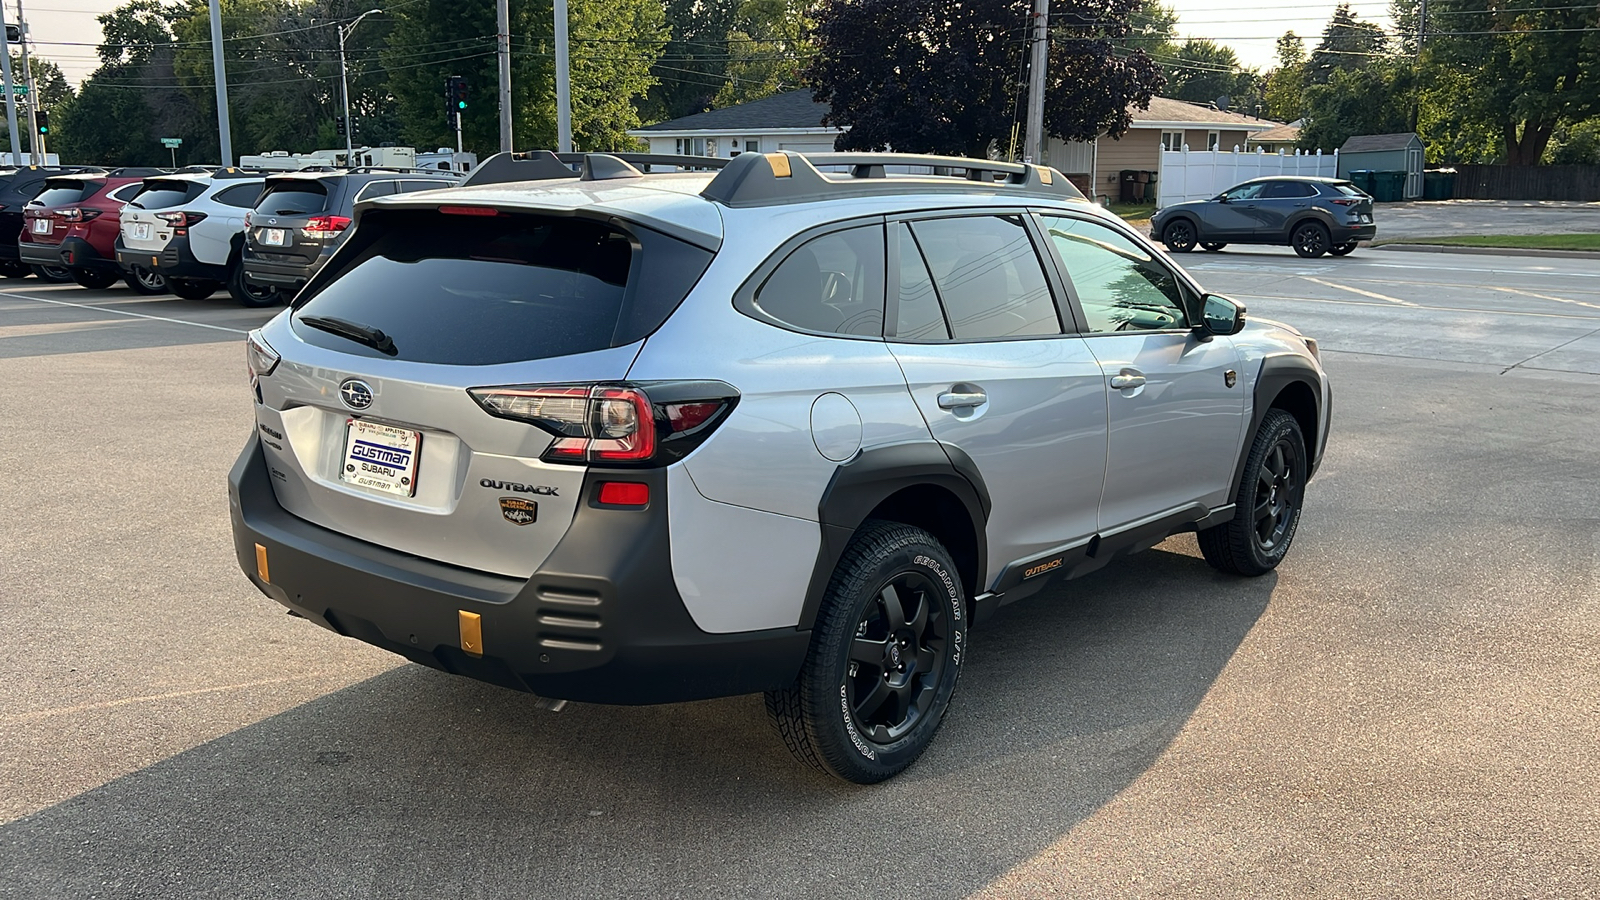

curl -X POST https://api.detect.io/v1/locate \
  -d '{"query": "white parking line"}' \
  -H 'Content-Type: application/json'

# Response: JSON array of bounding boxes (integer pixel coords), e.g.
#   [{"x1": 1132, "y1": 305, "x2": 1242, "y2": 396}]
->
[
  {"x1": 1302, "y1": 277, "x2": 1418, "y2": 307},
  {"x1": 0, "y1": 291, "x2": 248, "y2": 334},
  {"x1": 1491, "y1": 286, "x2": 1600, "y2": 312}
]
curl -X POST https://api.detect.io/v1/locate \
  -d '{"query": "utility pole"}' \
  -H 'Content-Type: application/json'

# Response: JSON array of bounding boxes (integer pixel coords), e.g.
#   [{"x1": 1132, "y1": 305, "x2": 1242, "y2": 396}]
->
[
  {"x1": 16, "y1": 0, "x2": 38, "y2": 162},
  {"x1": 554, "y1": 0, "x2": 571, "y2": 153},
  {"x1": 337, "y1": 9, "x2": 382, "y2": 167},
  {"x1": 207, "y1": 0, "x2": 232, "y2": 165},
  {"x1": 496, "y1": 0, "x2": 511, "y2": 152},
  {"x1": 1022, "y1": 0, "x2": 1049, "y2": 164},
  {"x1": 0, "y1": 4, "x2": 21, "y2": 166}
]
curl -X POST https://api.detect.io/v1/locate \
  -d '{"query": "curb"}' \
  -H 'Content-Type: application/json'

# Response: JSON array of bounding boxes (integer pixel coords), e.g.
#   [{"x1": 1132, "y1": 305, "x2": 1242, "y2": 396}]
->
[{"x1": 1373, "y1": 243, "x2": 1600, "y2": 260}]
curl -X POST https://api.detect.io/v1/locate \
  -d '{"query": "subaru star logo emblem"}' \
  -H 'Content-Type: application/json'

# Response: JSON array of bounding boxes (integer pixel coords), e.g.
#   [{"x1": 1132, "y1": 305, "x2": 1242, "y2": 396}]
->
[
  {"x1": 339, "y1": 378, "x2": 374, "y2": 410},
  {"x1": 268, "y1": 217, "x2": 277, "y2": 225}
]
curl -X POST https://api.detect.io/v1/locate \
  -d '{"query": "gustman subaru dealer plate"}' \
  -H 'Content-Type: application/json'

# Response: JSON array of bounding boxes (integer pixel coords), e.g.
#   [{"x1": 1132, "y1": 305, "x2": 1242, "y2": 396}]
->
[{"x1": 341, "y1": 418, "x2": 422, "y2": 497}]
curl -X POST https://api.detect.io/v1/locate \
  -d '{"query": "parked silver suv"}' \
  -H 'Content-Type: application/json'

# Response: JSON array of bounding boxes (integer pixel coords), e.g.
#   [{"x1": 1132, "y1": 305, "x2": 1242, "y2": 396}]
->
[{"x1": 230, "y1": 150, "x2": 1331, "y2": 783}]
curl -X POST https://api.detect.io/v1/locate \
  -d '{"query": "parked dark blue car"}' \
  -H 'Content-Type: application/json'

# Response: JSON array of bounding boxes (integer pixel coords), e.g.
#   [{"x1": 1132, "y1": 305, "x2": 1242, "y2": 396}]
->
[{"x1": 1151, "y1": 176, "x2": 1376, "y2": 259}]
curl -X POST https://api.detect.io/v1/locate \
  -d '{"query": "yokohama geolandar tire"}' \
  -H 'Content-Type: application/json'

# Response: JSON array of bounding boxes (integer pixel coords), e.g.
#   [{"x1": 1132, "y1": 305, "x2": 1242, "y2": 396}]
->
[
  {"x1": 1198, "y1": 409, "x2": 1308, "y2": 576},
  {"x1": 765, "y1": 520, "x2": 968, "y2": 784}
]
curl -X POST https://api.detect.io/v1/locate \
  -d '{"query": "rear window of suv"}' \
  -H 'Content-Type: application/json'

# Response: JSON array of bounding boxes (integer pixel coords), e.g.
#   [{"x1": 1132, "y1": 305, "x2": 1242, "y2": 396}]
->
[
  {"x1": 1331, "y1": 182, "x2": 1367, "y2": 197},
  {"x1": 30, "y1": 181, "x2": 97, "y2": 207},
  {"x1": 291, "y1": 208, "x2": 714, "y2": 366},
  {"x1": 129, "y1": 180, "x2": 205, "y2": 209},
  {"x1": 254, "y1": 181, "x2": 330, "y2": 216}
]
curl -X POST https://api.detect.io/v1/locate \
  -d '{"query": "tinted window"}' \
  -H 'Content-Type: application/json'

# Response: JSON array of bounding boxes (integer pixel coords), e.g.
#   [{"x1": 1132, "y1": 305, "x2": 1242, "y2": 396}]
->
[
  {"x1": 753, "y1": 226, "x2": 885, "y2": 336},
  {"x1": 255, "y1": 182, "x2": 329, "y2": 215},
  {"x1": 293, "y1": 209, "x2": 712, "y2": 366},
  {"x1": 399, "y1": 179, "x2": 451, "y2": 194},
  {"x1": 1331, "y1": 182, "x2": 1366, "y2": 197},
  {"x1": 1263, "y1": 181, "x2": 1317, "y2": 199},
  {"x1": 109, "y1": 184, "x2": 143, "y2": 203},
  {"x1": 1041, "y1": 216, "x2": 1190, "y2": 333},
  {"x1": 892, "y1": 223, "x2": 948, "y2": 340},
  {"x1": 908, "y1": 215, "x2": 1059, "y2": 339},
  {"x1": 353, "y1": 180, "x2": 397, "y2": 203},
  {"x1": 30, "y1": 181, "x2": 95, "y2": 207},
  {"x1": 213, "y1": 183, "x2": 264, "y2": 208},
  {"x1": 129, "y1": 180, "x2": 203, "y2": 209},
  {"x1": 1221, "y1": 182, "x2": 1266, "y2": 201}
]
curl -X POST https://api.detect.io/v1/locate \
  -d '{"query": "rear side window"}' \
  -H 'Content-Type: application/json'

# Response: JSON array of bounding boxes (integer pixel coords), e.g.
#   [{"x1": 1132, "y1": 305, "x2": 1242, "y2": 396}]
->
[
  {"x1": 292, "y1": 209, "x2": 713, "y2": 366},
  {"x1": 30, "y1": 181, "x2": 96, "y2": 207},
  {"x1": 751, "y1": 225, "x2": 885, "y2": 336},
  {"x1": 1331, "y1": 182, "x2": 1366, "y2": 197},
  {"x1": 1263, "y1": 181, "x2": 1317, "y2": 199},
  {"x1": 213, "y1": 183, "x2": 264, "y2": 208},
  {"x1": 399, "y1": 180, "x2": 450, "y2": 194},
  {"x1": 255, "y1": 182, "x2": 330, "y2": 216},
  {"x1": 353, "y1": 180, "x2": 397, "y2": 202},
  {"x1": 129, "y1": 180, "x2": 204, "y2": 209},
  {"x1": 908, "y1": 215, "x2": 1060, "y2": 339},
  {"x1": 891, "y1": 223, "x2": 948, "y2": 340}
]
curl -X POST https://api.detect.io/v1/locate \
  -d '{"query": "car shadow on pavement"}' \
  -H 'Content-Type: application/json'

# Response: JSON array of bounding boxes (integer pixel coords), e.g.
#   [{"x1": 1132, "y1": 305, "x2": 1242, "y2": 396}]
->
[{"x1": 0, "y1": 541, "x2": 1273, "y2": 900}]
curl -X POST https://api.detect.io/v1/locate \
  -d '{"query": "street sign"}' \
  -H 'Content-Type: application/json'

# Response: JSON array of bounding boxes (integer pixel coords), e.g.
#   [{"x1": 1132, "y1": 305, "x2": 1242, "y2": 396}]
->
[
  {"x1": 8, "y1": 84, "x2": 26, "y2": 96},
  {"x1": 160, "y1": 138, "x2": 183, "y2": 148}
]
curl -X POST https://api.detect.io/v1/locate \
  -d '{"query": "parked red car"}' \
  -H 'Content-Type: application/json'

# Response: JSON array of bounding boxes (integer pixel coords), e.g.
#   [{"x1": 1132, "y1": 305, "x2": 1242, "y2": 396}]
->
[{"x1": 20, "y1": 167, "x2": 170, "y2": 292}]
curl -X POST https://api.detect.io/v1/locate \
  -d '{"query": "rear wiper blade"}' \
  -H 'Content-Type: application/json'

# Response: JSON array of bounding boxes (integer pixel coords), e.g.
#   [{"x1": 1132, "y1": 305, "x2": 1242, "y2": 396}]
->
[{"x1": 298, "y1": 315, "x2": 397, "y2": 356}]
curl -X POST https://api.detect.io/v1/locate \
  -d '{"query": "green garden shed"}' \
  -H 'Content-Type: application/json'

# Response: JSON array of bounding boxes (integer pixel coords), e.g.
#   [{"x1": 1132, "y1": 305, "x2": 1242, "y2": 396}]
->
[{"x1": 1336, "y1": 133, "x2": 1425, "y2": 200}]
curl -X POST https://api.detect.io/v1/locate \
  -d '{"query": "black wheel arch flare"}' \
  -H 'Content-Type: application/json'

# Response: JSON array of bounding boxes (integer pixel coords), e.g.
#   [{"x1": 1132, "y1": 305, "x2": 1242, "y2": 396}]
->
[
  {"x1": 1234, "y1": 354, "x2": 1325, "y2": 493},
  {"x1": 798, "y1": 442, "x2": 990, "y2": 631}
]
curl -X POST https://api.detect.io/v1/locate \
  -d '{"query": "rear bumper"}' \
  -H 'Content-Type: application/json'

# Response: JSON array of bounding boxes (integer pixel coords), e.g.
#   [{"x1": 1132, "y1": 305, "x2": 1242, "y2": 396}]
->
[
  {"x1": 58, "y1": 236, "x2": 119, "y2": 271},
  {"x1": 116, "y1": 235, "x2": 227, "y2": 281},
  {"x1": 242, "y1": 250, "x2": 324, "y2": 289},
  {"x1": 1333, "y1": 223, "x2": 1377, "y2": 243},
  {"x1": 17, "y1": 239, "x2": 65, "y2": 267},
  {"x1": 228, "y1": 437, "x2": 811, "y2": 705}
]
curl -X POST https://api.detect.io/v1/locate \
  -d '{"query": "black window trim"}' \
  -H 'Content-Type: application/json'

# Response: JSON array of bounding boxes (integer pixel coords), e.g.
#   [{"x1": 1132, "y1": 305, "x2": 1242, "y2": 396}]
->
[
  {"x1": 883, "y1": 206, "x2": 1080, "y2": 344},
  {"x1": 731, "y1": 213, "x2": 889, "y2": 343},
  {"x1": 1029, "y1": 206, "x2": 1205, "y2": 337},
  {"x1": 884, "y1": 220, "x2": 952, "y2": 341}
]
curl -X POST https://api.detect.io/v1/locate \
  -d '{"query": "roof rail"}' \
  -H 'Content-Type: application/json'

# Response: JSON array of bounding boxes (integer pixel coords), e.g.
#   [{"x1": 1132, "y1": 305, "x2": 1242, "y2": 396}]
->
[
  {"x1": 463, "y1": 150, "x2": 732, "y2": 187},
  {"x1": 344, "y1": 166, "x2": 464, "y2": 176},
  {"x1": 700, "y1": 151, "x2": 1082, "y2": 207},
  {"x1": 463, "y1": 150, "x2": 577, "y2": 187},
  {"x1": 106, "y1": 166, "x2": 170, "y2": 178}
]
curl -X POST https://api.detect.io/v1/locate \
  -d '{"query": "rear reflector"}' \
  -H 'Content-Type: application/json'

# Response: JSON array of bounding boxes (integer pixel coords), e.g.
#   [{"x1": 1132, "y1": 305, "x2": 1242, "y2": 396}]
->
[
  {"x1": 459, "y1": 610, "x2": 483, "y2": 657},
  {"x1": 439, "y1": 205, "x2": 501, "y2": 216},
  {"x1": 597, "y1": 482, "x2": 649, "y2": 506},
  {"x1": 255, "y1": 543, "x2": 270, "y2": 583}
]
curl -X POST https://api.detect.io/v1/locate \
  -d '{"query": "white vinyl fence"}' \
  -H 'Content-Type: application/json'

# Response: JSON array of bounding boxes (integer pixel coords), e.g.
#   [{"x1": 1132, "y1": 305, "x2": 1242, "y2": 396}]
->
[{"x1": 1157, "y1": 147, "x2": 1339, "y2": 207}]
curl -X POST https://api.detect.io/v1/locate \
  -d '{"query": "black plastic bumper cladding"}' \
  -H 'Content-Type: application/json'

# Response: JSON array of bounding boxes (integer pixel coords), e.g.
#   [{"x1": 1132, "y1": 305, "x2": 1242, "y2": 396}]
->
[
  {"x1": 115, "y1": 234, "x2": 227, "y2": 280},
  {"x1": 228, "y1": 437, "x2": 810, "y2": 704}
]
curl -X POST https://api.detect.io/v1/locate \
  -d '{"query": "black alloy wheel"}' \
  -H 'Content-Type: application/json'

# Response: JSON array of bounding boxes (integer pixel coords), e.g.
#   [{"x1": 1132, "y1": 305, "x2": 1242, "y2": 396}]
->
[
  {"x1": 1198, "y1": 409, "x2": 1308, "y2": 576},
  {"x1": 228, "y1": 261, "x2": 281, "y2": 308},
  {"x1": 1291, "y1": 222, "x2": 1331, "y2": 258},
  {"x1": 766, "y1": 520, "x2": 967, "y2": 783},
  {"x1": 1162, "y1": 219, "x2": 1197, "y2": 253},
  {"x1": 30, "y1": 264, "x2": 73, "y2": 283},
  {"x1": 1201, "y1": 242, "x2": 1228, "y2": 251},
  {"x1": 124, "y1": 266, "x2": 169, "y2": 295},
  {"x1": 70, "y1": 268, "x2": 119, "y2": 290},
  {"x1": 0, "y1": 259, "x2": 30, "y2": 278},
  {"x1": 1329, "y1": 241, "x2": 1358, "y2": 256}
]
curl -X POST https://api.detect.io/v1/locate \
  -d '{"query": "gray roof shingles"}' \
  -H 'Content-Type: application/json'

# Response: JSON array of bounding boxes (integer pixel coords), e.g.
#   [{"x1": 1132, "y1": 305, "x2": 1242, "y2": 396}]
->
[{"x1": 1339, "y1": 133, "x2": 1422, "y2": 152}]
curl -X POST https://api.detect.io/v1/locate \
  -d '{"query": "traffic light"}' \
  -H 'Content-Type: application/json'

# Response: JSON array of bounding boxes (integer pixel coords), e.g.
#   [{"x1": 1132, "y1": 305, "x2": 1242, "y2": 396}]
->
[
  {"x1": 5, "y1": 24, "x2": 20, "y2": 43},
  {"x1": 35, "y1": 110, "x2": 47, "y2": 136},
  {"x1": 445, "y1": 75, "x2": 467, "y2": 127},
  {"x1": 335, "y1": 115, "x2": 346, "y2": 137}
]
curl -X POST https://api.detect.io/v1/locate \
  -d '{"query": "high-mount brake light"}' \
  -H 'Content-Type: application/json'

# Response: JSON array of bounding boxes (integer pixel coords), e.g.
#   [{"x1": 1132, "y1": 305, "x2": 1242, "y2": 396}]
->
[
  {"x1": 468, "y1": 383, "x2": 739, "y2": 466},
  {"x1": 302, "y1": 215, "x2": 352, "y2": 239},
  {"x1": 438, "y1": 205, "x2": 501, "y2": 217}
]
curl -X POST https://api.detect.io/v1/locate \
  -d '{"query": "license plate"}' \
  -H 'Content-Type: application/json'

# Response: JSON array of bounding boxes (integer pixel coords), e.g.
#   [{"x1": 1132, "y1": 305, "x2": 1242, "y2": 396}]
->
[
  {"x1": 30, "y1": 218, "x2": 49, "y2": 234},
  {"x1": 262, "y1": 228, "x2": 287, "y2": 247},
  {"x1": 340, "y1": 419, "x2": 422, "y2": 497},
  {"x1": 132, "y1": 222, "x2": 151, "y2": 240}
]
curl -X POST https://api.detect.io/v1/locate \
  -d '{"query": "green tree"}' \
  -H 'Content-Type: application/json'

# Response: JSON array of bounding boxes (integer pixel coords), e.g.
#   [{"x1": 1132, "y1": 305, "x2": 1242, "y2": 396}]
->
[
  {"x1": 1263, "y1": 31, "x2": 1307, "y2": 122},
  {"x1": 713, "y1": 0, "x2": 811, "y2": 108},
  {"x1": 1307, "y1": 3, "x2": 1387, "y2": 85},
  {"x1": 1126, "y1": 1, "x2": 1179, "y2": 64},
  {"x1": 807, "y1": 0, "x2": 1164, "y2": 157},
  {"x1": 1163, "y1": 38, "x2": 1255, "y2": 108},
  {"x1": 1402, "y1": 0, "x2": 1600, "y2": 165},
  {"x1": 640, "y1": 0, "x2": 740, "y2": 122},
  {"x1": 1298, "y1": 60, "x2": 1414, "y2": 152},
  {"x1": 1545, "y1": 119, "x2": 1600, "y2": 165}
]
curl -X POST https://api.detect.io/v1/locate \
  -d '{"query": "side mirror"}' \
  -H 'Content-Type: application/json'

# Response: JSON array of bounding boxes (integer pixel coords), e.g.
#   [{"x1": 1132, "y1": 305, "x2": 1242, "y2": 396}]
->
[
  {"x1": 1215, "y1": 195, "x2": 1229, "y2": 203},
  {"x1": 1197, "y1": 293, "x2": 1247, "y2": 337}
]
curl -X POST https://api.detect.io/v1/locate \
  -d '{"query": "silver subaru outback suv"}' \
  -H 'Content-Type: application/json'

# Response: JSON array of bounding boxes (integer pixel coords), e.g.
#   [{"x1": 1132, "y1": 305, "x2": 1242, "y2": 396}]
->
[{"x1": 231, "y1": 150, "x2": 1331, "y2": 784}]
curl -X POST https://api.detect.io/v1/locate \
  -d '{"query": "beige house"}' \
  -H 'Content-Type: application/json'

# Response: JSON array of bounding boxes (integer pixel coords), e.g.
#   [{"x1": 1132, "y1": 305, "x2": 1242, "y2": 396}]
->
[
  {"x1": 629, "y1": 92, "x2": 1278, "y2": 202},
  {"x1": 1247, "y1": 122, "x2": 1304, "y2": 154}
]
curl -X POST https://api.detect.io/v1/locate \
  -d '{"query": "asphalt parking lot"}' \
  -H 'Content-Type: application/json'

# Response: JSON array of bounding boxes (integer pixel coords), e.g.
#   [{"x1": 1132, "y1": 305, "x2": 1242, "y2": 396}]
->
[{"x1": 2, "y1": 246, "x2": 1597, "y2": 898}]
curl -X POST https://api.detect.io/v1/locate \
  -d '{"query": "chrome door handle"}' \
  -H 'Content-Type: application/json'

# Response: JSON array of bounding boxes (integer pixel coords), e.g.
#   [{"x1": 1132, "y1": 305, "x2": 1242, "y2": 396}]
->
[
  {"x1": 937, "y1": 390, "x2": 987, "y2": 410},
  {"x1": 1108, "y1": 371, "x2": 1146, "y2": 390}
]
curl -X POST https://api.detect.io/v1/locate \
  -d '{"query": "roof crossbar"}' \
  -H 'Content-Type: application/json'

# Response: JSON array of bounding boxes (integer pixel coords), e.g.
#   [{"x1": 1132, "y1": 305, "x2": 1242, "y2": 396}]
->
[{"x1": 701, "y1": 151, "x2": 1084, "y2": 207}]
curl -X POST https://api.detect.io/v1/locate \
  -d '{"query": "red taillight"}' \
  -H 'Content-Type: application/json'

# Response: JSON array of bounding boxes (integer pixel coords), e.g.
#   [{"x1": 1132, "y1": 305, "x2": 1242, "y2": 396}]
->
[
  {"x1": 302, "y1": 215, "x2": 352, "y2": 239},
  {"x1": 597, "y1": 482, "x2": 650, "y2": 506},
  {"x1": 439, "y1": 205, "x2": 501, "y2": 217},
  {"x1": 60, "y1": 208, "x2": 101, "y2": 223},
  {"x1": 469, "y1": 383, "x2": 737, "y2": 466},
  {"x1": 1330, "y1": 198, "x2": 1361, "y2": 207},
  {"x1": 243, "y1": 211, "x2": 252, "y2": 227},
  {"x1": 156, "y1": 210, "x2": 208, "y2": 234}
]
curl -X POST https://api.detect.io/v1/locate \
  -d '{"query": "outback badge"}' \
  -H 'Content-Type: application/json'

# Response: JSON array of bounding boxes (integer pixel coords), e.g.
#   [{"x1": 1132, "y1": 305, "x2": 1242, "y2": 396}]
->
[{"x1": 499, "y1": 497, "x2": 537, "y2": 526}]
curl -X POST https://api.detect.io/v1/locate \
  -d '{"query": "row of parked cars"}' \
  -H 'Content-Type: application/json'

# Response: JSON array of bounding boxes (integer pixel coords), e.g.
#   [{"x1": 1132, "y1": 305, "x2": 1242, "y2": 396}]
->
[{"x1": 0, "y1": 164, "x2": 464, "y2": 304}]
